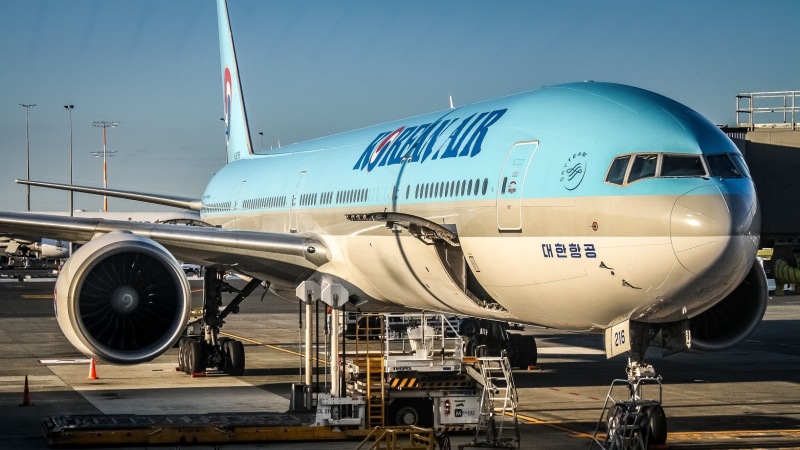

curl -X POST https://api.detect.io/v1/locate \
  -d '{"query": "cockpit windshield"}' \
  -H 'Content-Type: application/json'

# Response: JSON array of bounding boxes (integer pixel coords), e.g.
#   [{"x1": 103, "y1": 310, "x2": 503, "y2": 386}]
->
[
  {"x1": 605, "y1": 152, "x2": 750, "y2": 186},
  {"x1": 661, "y1": 155, "x2": 705, "y2": 177}
]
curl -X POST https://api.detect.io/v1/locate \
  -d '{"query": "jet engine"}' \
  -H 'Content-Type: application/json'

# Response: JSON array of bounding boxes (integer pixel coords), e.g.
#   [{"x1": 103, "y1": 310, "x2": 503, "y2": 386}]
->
[
  {"x1": 688, "y1": 260, "x2": 768, "y2": 352},
  {"x1": 54, "y1": 232, "x2": 191, "y2": 364}
]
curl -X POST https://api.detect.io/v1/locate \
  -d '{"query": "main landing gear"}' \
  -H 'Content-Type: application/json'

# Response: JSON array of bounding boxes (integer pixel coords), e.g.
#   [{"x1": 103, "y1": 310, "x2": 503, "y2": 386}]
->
[
  {"x1": 458, "y1": 318, "x2": 538, "y2": 369},
  {"x1": 591, "y1": 323, "x2": 668, "y2": 450},
  {"x1": 177, "y1": 268, "x2": 265, "y2": 376}
]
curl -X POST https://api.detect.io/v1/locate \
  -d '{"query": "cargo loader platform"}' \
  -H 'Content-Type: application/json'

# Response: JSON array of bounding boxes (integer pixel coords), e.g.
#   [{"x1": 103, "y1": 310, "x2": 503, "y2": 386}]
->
[{"x1": 43, "y1": 411, "x2": 370, "y2": 447}]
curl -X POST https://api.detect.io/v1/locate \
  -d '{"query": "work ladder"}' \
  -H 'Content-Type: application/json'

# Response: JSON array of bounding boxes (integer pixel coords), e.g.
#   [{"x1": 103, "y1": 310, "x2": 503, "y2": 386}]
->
[
  {"x1": 355, "y1": 314, "x2": 386, "y2": 428},
  {"x1": 462, "y1": 356, "x2": 520, "y2": 449}
]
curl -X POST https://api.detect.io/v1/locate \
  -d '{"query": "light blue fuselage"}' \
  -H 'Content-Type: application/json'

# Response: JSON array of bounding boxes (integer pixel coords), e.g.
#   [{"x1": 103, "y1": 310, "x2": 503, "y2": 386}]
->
[{"x1": 200, "y1": 82, "x2": 758, "y2": 331}]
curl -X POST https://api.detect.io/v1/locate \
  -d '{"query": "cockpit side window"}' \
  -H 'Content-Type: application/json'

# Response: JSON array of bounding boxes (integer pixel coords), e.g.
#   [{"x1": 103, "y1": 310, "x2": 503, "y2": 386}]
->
[
  {"x1": 605, "y1": 155, "x2": 631, "y2": 185},
  {"x1": 661, "y1": 154, "x2": 705, "y2": 177},
  {"x1": 706, "y1": 154, "x2": 743, "y2": 178},
  {"x1": 627, "y1": 154, "x2": 658, "y2": 183},
  {"x1": 731, "y1": 154, "x2": 751, "y2": 179}
]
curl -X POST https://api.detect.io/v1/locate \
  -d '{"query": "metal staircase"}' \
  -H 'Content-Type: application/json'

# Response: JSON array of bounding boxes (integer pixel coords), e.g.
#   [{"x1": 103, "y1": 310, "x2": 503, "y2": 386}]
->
[
  {"x1": 461, "y1": 356, "x2": 520, "y2": 449},
  {"x1": 354, "y1": 314, "x2": 386, "y2": 428}
]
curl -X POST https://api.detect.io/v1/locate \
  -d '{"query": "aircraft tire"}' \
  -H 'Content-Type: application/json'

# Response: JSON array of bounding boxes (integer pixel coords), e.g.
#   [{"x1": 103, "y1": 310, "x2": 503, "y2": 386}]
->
[
  {"x1": 463, "y1": 335, "x2": 476, "y2": 357},
  {"x1": 182, "y1": 339, "x2": 194, "y2": 375},
  {"x1": 519, "y1": 335, "x2": 537, "y2": 367},
  {"x1": 647, "y1": 405, "x2": 667, "y2": 445},
  {"x1": 186, "y1": 339, "x2": 206, "y2": 375},
  {"x1": 177, "y1": 338, "x2": 188, "y2": 372},
  {"x1": 459, "y1": 318, "x2": 480, "y2": 337},
  {"x1": 227, "y1": 340, "x2": 245, "y2": 376}
]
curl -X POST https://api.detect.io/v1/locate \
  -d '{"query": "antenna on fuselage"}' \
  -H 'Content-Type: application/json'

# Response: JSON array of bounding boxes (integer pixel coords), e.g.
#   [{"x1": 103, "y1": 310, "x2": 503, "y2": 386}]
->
[{"x1": 449, "y1": 95, "x2": 455, "y2": 109}]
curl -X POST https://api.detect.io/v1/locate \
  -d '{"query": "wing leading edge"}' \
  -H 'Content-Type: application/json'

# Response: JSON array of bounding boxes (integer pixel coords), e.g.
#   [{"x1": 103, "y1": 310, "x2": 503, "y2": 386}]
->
[{"x1": 16, "y1": 179, "x2": 203, "y2": 212}]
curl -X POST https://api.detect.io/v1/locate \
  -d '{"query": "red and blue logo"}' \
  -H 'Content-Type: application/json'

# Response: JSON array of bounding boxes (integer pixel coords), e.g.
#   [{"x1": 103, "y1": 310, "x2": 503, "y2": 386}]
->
[
  {"x1": 223, "y1": 67, "x2": 232, "y2": 142},
  {"x1": 368, "y1": 127, "x2": 405, "y2": 168}
]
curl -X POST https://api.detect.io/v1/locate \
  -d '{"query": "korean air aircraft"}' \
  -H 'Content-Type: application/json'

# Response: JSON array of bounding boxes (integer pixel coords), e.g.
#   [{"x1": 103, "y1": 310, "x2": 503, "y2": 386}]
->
[{"x1": 1, "y1": 0, "x2": 765, "y2": 436}]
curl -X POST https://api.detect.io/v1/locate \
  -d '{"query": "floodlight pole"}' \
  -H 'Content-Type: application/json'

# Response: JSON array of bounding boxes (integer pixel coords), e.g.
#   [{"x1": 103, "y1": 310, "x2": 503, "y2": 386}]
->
[
  {"x1": 92, "y1": 121, "x2": 119, "y2": 212},
  {"x1": 64, "y1": 105, "x2": 75, "y2": 217},
  {"x1": 20, "y1": 104, "x2": 36, "y2": 211}
]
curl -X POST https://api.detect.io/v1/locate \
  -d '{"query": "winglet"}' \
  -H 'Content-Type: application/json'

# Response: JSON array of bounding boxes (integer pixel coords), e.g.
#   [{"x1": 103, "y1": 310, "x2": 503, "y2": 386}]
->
[{"x1": 218, "y1": 0, "x2": 254, "y2": 163}]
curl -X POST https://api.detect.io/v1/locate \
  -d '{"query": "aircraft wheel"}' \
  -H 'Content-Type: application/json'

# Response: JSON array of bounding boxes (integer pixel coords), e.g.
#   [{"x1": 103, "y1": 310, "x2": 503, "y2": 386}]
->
[
  {"x1": 186, "y1": 339, "x2": 206, "y2": 375},
  {"x1": 459, "y1": 318, "x2": 480, "y2": 337},
  {"x1": 226, "y1": 340, "x2": 245, "y2": 376},
  {"x1": 177, "y1": 338, "x2": 188, "y2": 372},
  {"x1": 463, "y1": 335, "x2": 477, "y2": 357},
  {"x1": 647, "y1": 405, "x2": 668, "y2": 445},
  {"x1": 605, "y1": 404, "x2": 632, "y2": 448},
  {"x1": 515, "y1": 335, "x2": 537, "y2": 367}
]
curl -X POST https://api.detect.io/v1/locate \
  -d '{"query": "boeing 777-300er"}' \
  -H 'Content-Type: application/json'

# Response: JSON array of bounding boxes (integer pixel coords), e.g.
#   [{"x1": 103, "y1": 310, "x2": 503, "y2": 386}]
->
[{"x1": 0, "y1": 0, "x2": 765, "y2": 439}]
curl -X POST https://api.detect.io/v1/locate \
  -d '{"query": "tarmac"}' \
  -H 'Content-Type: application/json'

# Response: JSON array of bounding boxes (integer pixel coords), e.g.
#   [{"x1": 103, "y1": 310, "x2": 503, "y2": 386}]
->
[{"x1": 1, "y1": 276, "x2": 799, "y2": 449}]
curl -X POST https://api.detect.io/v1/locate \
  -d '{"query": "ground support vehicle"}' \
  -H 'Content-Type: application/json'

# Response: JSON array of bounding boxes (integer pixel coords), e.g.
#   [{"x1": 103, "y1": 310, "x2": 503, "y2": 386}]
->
[{"x1": 344, "y1": 313, "x2": 518, "y2": 434}]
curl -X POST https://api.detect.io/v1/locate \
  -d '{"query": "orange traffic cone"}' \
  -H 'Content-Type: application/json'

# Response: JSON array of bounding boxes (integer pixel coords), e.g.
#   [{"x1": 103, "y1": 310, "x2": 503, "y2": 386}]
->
[
  {"x1": 20, "y1": 375, "x2": 32, "y2": 406},
  {"x1": 86, "y1": 359, "x2": 99, "y2": 380}
]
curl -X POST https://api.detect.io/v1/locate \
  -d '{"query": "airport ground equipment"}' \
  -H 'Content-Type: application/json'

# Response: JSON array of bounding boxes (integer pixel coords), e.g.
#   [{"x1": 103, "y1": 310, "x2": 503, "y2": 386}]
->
[
  {"x1": 344, "y1": 313, "x2": 517, "y2": 434},
  {"x1": 459, "y1": 357, "x2": 520, "y2": 449},
  {"x1": 42, "y1": 412, "x2": 373, "y2": 447},
  {"x1": 590, "y1": 363, "x2": 666, "y2": 450}
]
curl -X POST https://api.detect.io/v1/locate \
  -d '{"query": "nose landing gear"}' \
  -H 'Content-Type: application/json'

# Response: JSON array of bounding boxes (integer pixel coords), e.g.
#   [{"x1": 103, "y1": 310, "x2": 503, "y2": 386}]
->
[{"x1": 591, "y1": 360, "x2": 667, "y2": 450}]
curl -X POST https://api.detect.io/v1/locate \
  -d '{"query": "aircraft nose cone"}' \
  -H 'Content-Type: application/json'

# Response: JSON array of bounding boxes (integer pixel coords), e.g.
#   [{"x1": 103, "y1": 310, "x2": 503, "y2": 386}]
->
[{"x1": 671, "y1": 184, "x2": 758, "y2": 276}]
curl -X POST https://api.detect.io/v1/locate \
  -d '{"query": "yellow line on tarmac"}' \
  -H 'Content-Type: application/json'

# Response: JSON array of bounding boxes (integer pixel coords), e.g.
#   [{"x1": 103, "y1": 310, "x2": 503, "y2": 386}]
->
[
  {"x1": 668, "y1": 429, "x2": 800, "y2": 440},
  {"x1": 511, "y1": 412, "x2": 595, "y2": 439},
  {"x1": 511, "y1": 411, "x2": 800, "y2": 443},
  {"x1": 22, "y1": 294, "x2": 53, "y2": 299},
  {"x1": 220, "y1": 331, "x2": 328, "y2": 365}
]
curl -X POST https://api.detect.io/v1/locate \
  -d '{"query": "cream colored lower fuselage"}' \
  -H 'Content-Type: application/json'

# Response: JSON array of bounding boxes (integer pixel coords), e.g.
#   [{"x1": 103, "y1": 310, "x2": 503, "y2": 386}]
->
[{"x1": 204, "y1": 189, "x2": 754, "y2": 332}]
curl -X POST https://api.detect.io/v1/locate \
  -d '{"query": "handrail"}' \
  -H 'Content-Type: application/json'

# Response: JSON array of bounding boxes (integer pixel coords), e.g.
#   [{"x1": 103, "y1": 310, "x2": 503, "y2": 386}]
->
[{"x1": 737, "y1": 90, "x2": 800, "y2": 130}]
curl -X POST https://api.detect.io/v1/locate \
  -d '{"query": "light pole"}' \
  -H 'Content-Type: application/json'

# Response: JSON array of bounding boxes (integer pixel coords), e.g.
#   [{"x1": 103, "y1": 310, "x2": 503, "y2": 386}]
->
[
  {"x1": 20, "y1": 104, "x2": 36, "y2": 211},
  {"x1": 64, "y1": 105, "x2": 75, "y2": 216},
  {"x1": 91, "y1": 121, "x2": 119, "y2": 212}
]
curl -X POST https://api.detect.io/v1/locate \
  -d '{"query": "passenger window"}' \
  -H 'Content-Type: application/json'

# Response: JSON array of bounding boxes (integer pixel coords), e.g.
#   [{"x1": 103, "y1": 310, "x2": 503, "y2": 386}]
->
[
  {"x1": 606, "y1": 156, "x2": 630, "y2": 185},
  {"x1": 661, "y1": 154, "x2": 705, "y2": 177},
  {"x1": 627, "y1": 154, "x2": 657, "y2": 183}
]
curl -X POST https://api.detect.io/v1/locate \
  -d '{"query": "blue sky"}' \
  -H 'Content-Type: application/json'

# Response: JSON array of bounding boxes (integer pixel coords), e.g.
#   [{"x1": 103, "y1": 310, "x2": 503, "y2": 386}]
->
[{"x1": 1, "y1": 0, "x2": 797, "y2": 212}]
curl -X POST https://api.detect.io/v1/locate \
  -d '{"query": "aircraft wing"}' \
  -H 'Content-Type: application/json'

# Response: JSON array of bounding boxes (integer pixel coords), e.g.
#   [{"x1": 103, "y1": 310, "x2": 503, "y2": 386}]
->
[
  {"x1": 17, "y1": 179, "x2": 202, "y2": 211},
  {"x1": 0, "y1": 211, "x2": 329, "y2": 277}
]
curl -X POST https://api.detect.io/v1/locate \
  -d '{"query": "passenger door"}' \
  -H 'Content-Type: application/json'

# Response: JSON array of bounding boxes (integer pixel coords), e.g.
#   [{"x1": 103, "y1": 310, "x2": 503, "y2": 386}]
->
[{"x1": 496, "y1": 141, "x2": 538, "y2": 231}]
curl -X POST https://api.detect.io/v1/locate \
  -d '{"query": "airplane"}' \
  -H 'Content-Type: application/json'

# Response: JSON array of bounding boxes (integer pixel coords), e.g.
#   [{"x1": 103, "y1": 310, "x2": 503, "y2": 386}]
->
[{"x1": 0, "y1": 0, "x2": 766, "y2": 438}]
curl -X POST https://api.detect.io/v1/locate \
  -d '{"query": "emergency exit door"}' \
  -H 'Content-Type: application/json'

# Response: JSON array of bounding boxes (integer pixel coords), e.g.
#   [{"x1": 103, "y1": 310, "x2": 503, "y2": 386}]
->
[{"x1": 496, "y1": 141, "x2": 538, "y2": 231}]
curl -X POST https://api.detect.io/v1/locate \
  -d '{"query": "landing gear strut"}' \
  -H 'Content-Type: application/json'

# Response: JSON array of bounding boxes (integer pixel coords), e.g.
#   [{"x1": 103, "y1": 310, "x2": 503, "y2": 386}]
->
[
  {"x1": 177, "y1": 268, "x2": 266, "y2": 376},
  {"x1": 591, "y1": 323, "x2": 668, "y2": 450}
]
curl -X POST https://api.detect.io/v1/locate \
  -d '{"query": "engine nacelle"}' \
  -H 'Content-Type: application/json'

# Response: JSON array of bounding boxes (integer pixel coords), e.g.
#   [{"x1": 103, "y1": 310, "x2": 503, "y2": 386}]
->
[
  {"x1": 688, "y1": 260, "x2": 768, "y2": 352},
  {"x1": 35, "y1": 238, "x2": 71, "y2": 259},
  {"x1": 55, "y1": 232, "x2": 191, "y2": 364}
]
